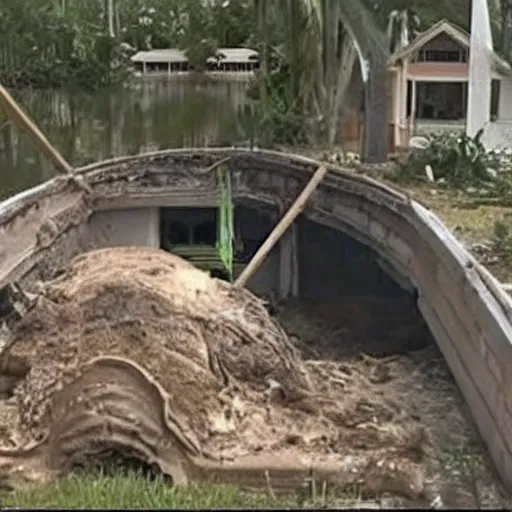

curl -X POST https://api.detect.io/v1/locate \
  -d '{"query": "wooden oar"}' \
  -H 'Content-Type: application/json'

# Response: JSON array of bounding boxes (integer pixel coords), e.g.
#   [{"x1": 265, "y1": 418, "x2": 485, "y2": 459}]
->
[
  {"x1": 234, "y1": 165, "x2": 328, "y2": 288},
  {"x1": 0, "y1": 85, "x2": 73, "y2": 175}
]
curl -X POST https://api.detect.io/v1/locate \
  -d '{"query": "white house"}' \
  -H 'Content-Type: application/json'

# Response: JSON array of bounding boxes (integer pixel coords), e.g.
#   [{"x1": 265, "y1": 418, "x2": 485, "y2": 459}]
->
[{"x1": 387, "y1": 13, "x2": 512, "y2": 149}]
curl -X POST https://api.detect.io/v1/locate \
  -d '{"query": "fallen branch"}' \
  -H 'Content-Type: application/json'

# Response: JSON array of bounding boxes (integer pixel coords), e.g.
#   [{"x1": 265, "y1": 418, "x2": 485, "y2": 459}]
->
[
  {"x1": 0, "y1": 85, "x2": 73, "y2": 175},
  {"x1": 235, "y1": 165, "x2": 328, "y2": 288},
  {"x1": 197, "y1": 156, "x2": 232, "y2": 175}
]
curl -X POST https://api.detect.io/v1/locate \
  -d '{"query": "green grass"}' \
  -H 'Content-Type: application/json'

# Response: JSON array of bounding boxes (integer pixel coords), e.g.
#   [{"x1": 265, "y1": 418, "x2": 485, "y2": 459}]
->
[{"x1": 2, "y1": 472, "x2": 297, "y2": 509}]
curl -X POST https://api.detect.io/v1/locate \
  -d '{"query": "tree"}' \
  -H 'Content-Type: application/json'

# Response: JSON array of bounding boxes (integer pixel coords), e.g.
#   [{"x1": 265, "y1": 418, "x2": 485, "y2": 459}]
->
[
  {"x1": 387, "y1": 9, "x2": 421, "y2": 53},
  {"x1": 252, "y1": 0, "x2": 475, "y2": 161},
  {"x1": 499, "y1": 0, "x2": 512, "y2": 60},
  {"x1": 209, "y1": 0, "x2": 254, "y2": 47},
  {"x1": 0, "y1": 0, "x2": 479, "y2": 142},
  {"x1": 253, "y1": 0, "x2": 387, "y2": 158},
  {"x1": 106, "y1": 0, "x2": 115, "y2": 38}
]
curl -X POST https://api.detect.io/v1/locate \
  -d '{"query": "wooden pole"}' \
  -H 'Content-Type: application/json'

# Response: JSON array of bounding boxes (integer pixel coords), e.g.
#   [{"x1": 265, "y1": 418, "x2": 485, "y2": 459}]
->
[
  {"x1": 235, "y1": 165, "x2": 328, "y2": 288},
  {"x1": 409, "y1": 79, "x2": 417, "y2": 139},
  {"x1": 0, "y1": 85, "x2": 73, "y2": 175}
]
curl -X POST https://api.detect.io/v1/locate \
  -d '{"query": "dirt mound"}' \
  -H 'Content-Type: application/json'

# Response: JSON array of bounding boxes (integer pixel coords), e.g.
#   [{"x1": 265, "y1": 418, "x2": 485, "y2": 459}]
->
[
  {"x1": 0, "y1": 247, "x2": 429, "y2": 499},
  {"x1": 5, "y1": 248, "x2": 310, "y2": 436}
]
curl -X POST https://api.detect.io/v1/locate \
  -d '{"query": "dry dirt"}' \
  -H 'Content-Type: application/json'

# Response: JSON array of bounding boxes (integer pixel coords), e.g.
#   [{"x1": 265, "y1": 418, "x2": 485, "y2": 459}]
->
[{"x1": 0, "y1": 247, "x2": 509, "y2": 508}]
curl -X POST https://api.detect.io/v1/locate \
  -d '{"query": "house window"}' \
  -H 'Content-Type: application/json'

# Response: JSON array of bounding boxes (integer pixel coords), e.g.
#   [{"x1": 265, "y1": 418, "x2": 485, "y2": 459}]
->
[
  {"x1": 411, "y1": 82, "x2": 466, "y2": 121},
  {"x1": 418, "y1": 50, "x2": 467, "y2": 62},
  {"x1": 490, "y1": 79, "x2": 501, "y2": 120}
]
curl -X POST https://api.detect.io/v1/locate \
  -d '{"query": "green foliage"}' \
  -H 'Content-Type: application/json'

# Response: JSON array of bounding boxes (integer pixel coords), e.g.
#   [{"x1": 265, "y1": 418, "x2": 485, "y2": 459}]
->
[
  {"x1": 184, "y1": 39, "x2": 218, "y2": 72},
  {"x1": 259, "y1": 111, "x2": 309, "y2": 146},
  {"x1": 209, "y1": 0, "x2": 255, "y2": 47},
  {"x1": 0, "y1": 0, "x2": 130, "y2": 90},
  {"x1": 0, "y1": 0, "x2": 255, "y2": 90},
  {"x1": 249, "y1": 0, "x2": 477, "y2": 154},
  {"x1": 396, "y1": 130, "x2": 499, "y2": 187},
  {"x1": 0, "y1": 0, "x2": 488, "y2": 151},
  {"x1": 2, "y1": 468, "x2": 381, "y2": 509},
  {"x1": 3, "y1": 471, "x2": 294, "y2": 509},
  {"x1": 370, "y1": 0, "x2": 470, "y2": 32},
  {"x1": 256, "y1": 69, "x2": 310, "y2": 146},
  {"x1": 179, "y1": 0, "x2": 217, "y2": 71}
]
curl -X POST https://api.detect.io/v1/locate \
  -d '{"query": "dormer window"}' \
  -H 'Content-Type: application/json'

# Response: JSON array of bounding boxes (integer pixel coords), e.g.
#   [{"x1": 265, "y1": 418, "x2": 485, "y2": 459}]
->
[{"x1": 418, "y1": 49, "x2": 468, "y2": 62}]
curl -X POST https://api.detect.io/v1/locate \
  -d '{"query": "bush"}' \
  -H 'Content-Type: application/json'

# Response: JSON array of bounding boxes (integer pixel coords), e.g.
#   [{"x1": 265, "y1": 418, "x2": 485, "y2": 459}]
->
[
  {"x1": 493, "y1": 219, "x2": 512, "y2": 263},
  {"x1": 396, "y1": 129, "x2": 498, "y2": 187}
]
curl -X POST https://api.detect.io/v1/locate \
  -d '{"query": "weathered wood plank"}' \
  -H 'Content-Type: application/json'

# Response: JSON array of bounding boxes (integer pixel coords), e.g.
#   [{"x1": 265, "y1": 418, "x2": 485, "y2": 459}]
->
[
  {"x1": 235, "y1": 165, "x2": 328, "y2": 288},
  {"x1": 0, "y1": 86, "x2": 73, "y2": 175}
]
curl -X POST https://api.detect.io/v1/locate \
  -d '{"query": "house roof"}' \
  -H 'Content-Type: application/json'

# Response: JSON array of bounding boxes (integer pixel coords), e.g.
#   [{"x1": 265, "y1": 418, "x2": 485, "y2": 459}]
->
[
  {"x1": 131, "y1": 49, "x2": 188, "y2": 64},
  {"x1": 389, "y1": 19, "x2": 469, "y2": 63},
  {"x1": 389, "y1": 19, "x2": 512, "y2": 76},
  {"x1": 131, "y1": 47, "x2": 259, "y2": 65},
  {"x1": 208, "y1": 48, "x2": 260, "y2": 64}
]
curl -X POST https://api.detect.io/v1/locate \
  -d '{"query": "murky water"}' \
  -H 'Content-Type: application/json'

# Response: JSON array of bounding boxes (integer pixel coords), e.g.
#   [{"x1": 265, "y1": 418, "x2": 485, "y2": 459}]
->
[{"x1": 0, "y1": 80, "x2": 254, "y2": 199}]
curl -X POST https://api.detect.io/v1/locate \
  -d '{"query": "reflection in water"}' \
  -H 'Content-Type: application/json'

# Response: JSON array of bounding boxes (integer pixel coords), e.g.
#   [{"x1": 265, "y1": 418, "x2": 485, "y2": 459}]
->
[{"x1": 0, "y1": 81, "x2": 254, "y2": 199}]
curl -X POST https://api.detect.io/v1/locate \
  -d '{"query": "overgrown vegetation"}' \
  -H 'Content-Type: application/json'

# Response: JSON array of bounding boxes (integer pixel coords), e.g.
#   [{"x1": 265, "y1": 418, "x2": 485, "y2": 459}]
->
[
  {"x1": 1, "y1": 468, "x2": 380, "y2": 509},
  {"x1": 0, "y1": 0, "x2": 476, "y2": 155},
  {"x1": 2, "y1": 0, "x2": 512, "y2": 156},
  {"x1": 493, "y1": 218, "x2": 512, "y2": 264},
  {"x1": 0, "y1": 0, "x2": 128, "y2": 90},
  {"x1": 2, "y1": 472, "x2": 292, "y2": 509},
  {"x1": 0, "y1": 0, "x2": 253, "y2": 90},
  {"x1": 393, "y1": 130, "x2": 512, "y2": 198}
]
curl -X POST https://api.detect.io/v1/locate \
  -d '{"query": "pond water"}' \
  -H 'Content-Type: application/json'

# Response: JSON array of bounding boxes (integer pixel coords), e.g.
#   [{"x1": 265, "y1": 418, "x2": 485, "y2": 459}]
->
[{"x1": 0, "y1": 80, "x2": 255, "y2": 199}]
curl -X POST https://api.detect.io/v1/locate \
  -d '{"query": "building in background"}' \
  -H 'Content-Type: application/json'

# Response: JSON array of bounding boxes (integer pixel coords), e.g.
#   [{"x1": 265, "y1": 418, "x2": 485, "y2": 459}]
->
[{"x1": 387, "y1": 17, "x2": 512, "y2": 150}]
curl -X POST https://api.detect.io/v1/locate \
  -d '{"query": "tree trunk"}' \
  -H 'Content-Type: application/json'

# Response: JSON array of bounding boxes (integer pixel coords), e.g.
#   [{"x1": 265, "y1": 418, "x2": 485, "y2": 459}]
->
[
  {"x1": 327, "y1": 38, "x2": 356, "y2": 147},
  {"x1": 501, "y1": 1, "x2": 512, "y2": 61},
  {"x1": 107, "y1": 0, "x2": 115, "y2": 38},
  {"x1": 255, "y1": 0, "x2": 269, "y2": 112},
  {"x1": 362, "y1": 59, "x2": 388, "y2": 163},
  {"x1": 115, "y1": 0, "x2": 121, "y2": 36}
]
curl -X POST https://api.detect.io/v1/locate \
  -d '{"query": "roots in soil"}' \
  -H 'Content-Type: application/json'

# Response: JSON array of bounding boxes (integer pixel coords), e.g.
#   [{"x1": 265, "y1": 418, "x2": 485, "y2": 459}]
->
[{"x1": 0, "y1": 247, "x2": 436, "y2": 499}]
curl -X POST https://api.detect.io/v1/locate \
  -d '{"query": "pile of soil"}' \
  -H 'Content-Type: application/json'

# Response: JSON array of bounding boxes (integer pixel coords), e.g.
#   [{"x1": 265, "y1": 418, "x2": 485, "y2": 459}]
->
[
  {"x1": 5, "y1": 247, "x2": 312, "y2": 438},
  {"x1": 0, "y1": 247, "x2": 507, "y2": 507}
]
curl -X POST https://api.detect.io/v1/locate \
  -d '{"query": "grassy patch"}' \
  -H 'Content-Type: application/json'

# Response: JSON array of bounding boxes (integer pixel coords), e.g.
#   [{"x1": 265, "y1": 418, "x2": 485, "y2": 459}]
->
[
  {"x1": 408, "y1": 184, "x2": 512, "y2": 280},
  {"x1": 1, "y1": 469, "x2": 384, "y2": 509},
  {"x1": 401, "y1": 184, "x2": 512, "y2": 240},
  {"x1": 2, "y1": 472, "x2": 296, "y2": 509}
]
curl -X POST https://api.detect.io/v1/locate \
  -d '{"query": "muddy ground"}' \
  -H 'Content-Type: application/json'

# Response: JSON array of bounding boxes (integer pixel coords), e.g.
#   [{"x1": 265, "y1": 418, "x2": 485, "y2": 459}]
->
[{"x1": 0, "y1": 247, "x2": 510, "y2": 508}]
